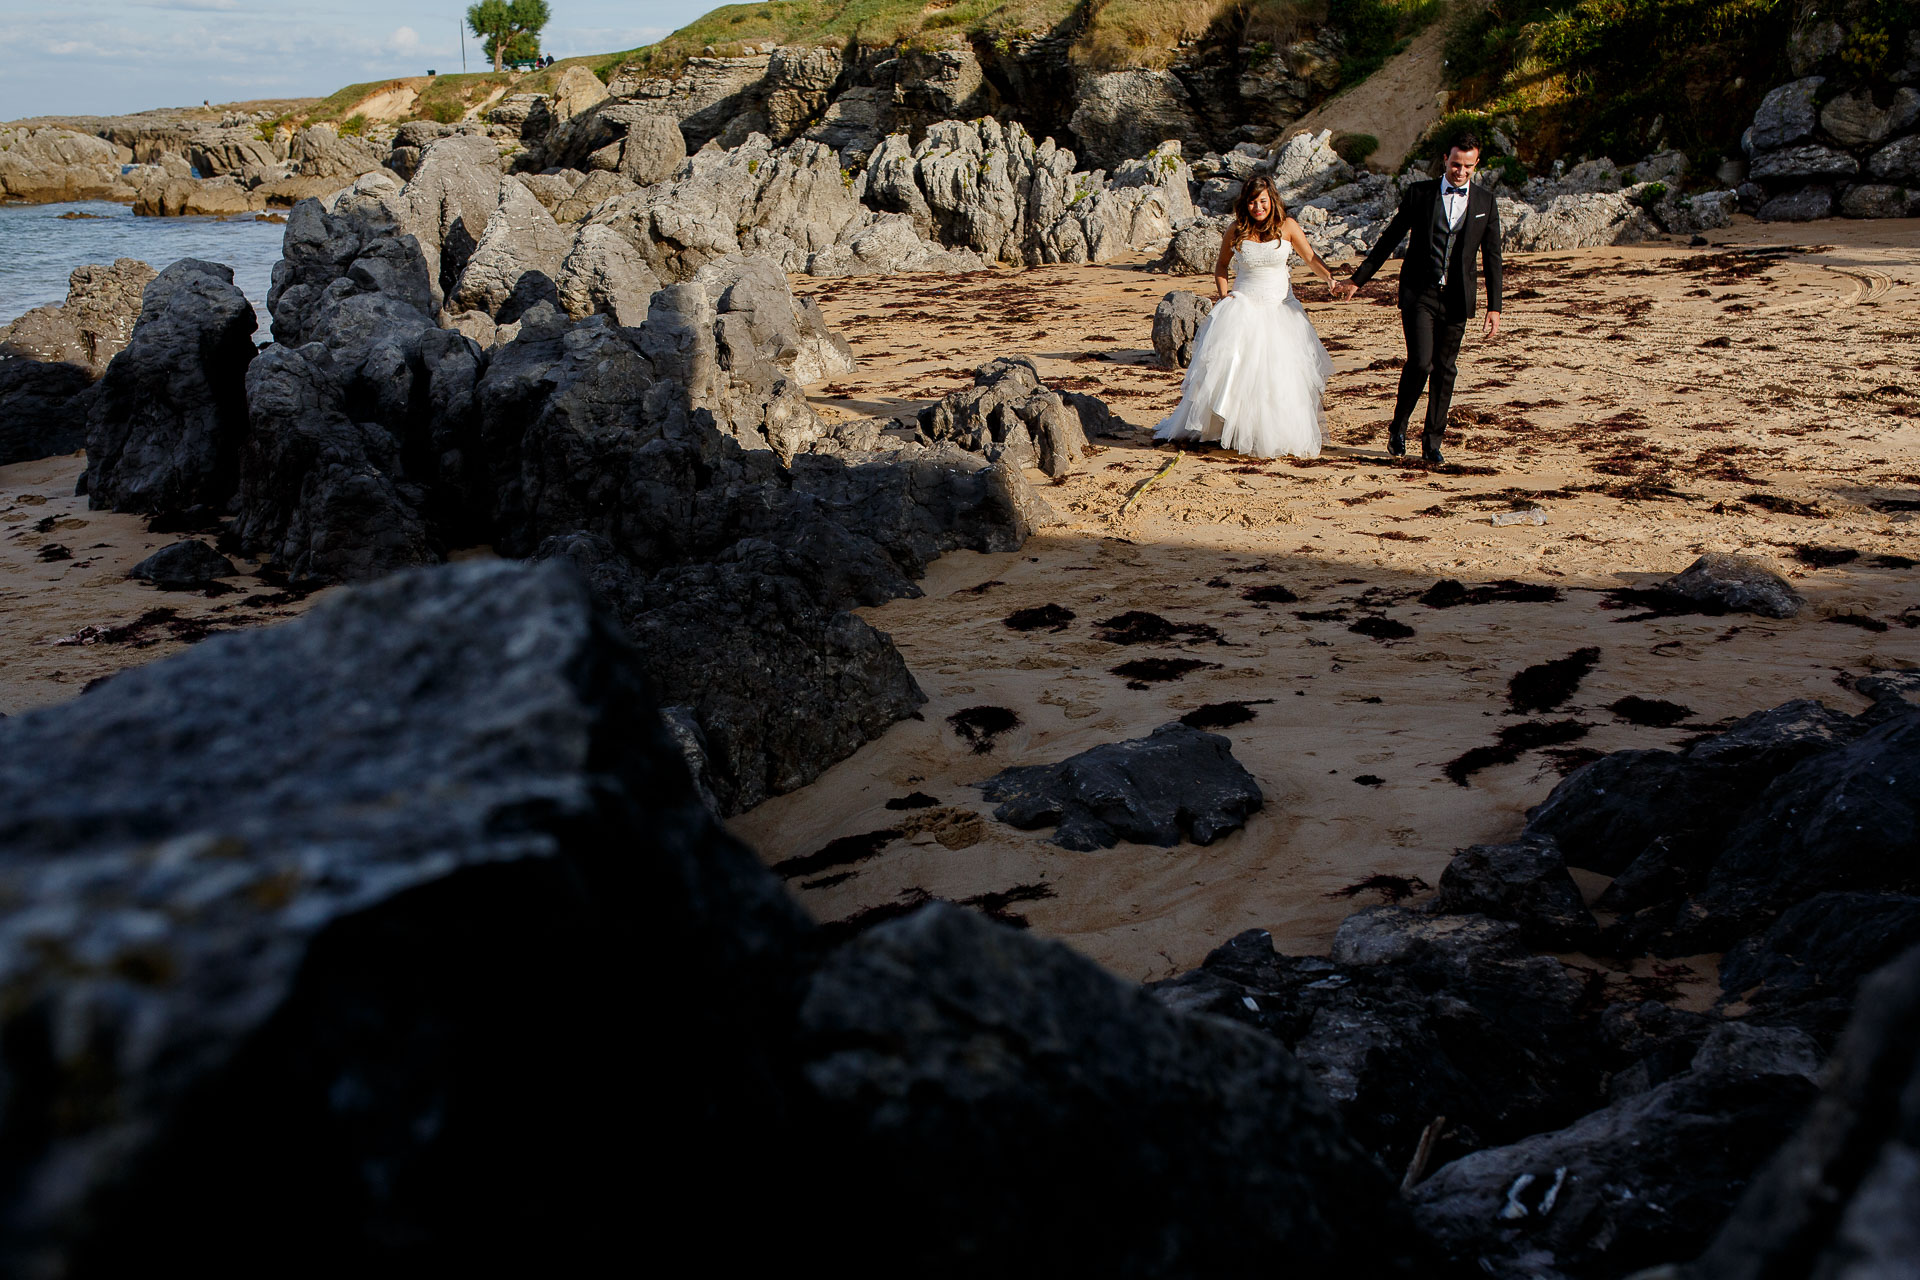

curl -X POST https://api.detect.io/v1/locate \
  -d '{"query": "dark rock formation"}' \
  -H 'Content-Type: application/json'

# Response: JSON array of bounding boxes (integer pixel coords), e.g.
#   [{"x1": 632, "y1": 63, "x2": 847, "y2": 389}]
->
[
  {"x1": 1718, "y1": 892, "x2": 1920, "y2": 1043},
  {"x1": 537, "y1": 531, "x2": 925, "y2": 814},
  {"x1": 802, "y1": 902, "x2": 1435, "y2": 1275},
  {"x1": 0, "y1": 558, "x2": 1433, "y2": 1277},
  {"x1": 0, "y1": 358, "x2": 92, "y2": 465},
  {"x1": 1409, "y1": 1023, "x2": 1821, "y2": 1279},
  {"x1": 127, "y1": 538, "x2": 238, "y2": 586},
  {"x1": 1659, "y1": 553, "x2": 1804, "y2": 618},
  {"x1": 1154, "y1": 912, "x2": 1603, "y2": 1175},
  {"x1": 1680, "y1": 942, "x2": 1920, "y2": 1279},
  {"x1": 979, "y1": 721, "x2": 1263, "y2": 849},
  {"x1": 83, "y1": 259, "x2": 257, "y2": 514},
  {"x1": 1433, "y1": 835, "x2": 1598, "y2": 950}
]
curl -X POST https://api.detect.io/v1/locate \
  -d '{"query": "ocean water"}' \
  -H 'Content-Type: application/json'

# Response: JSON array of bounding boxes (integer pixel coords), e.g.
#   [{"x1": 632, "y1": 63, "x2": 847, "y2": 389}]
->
[{"x1": 0, "y1": 201, "x2": 286, "y2": 331}]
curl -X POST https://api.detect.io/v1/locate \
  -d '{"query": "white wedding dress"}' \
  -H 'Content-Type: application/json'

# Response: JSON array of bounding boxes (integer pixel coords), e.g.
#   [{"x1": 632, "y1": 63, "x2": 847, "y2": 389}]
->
[{"x1": 1153, "y1": 236, "x2": 1332, "y2": 458}]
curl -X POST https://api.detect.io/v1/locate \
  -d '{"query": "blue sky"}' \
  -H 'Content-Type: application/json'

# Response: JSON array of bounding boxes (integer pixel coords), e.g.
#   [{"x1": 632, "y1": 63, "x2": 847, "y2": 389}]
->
[{"x1": 0, "y1": 1, "x2": 718, "y2": 121}]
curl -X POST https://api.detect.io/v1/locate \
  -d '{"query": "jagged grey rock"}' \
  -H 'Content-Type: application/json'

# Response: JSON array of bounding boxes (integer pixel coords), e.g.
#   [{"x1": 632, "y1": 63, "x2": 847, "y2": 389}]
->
[
  {"x1": 979, "y1": 721, "x2": 1263, "y2": 850},
  {"x1": 84, "y1": 259, "x2": 257, "y2": 514},
  {"x1": 289, "y1": 123, "x2": 385, "y2": 180},
  {"x1": 231, "y1": 342, "x2": 439, "y2": 583},
  {"x1": 1434, "y1": 835, "x2": 1598, "y2": 950},
  {"x1": 447, "y1": 177, "x2": 574, "y2": 320},
  {"x1": 1069, "y1": 70, "x2": 1205, "y2": 170},
  {"x1": 1153, "y1": 290, "x2": 1214, "y2": 368},
  {"x1": 1841, "y1": 183, "x2": 1916, "y2": 219},
  {"x1": 1747, "y1": 77, "x2": 1824, "y2": 151},
  {"x1": 1661, "y1": 553, "x2": 1803, "y2": 618},
  {"x1": 536, "y1": 530, "x2": 925, "y2": 814},
  {"x1": 556, "y1": 223, "x2": 661, "y2": 326},
  {"x1": 0, "y1": 258, "x2": 156, "y2": 376},
  {"x1": 1868, "y1": 134, "x2": 1920, "y2": 184},
  {"x1": 1158, "y1": 217, "x2": 1228, "y2": 275},
  {"x1": 1504, "y1": 191, "x2": 1657, "y2": 251},
  {"x1": 799, "y1": 901, "x2": 1435, "y2": 1274},
  {"x1": 617, "y1": 112, "x2": 687, "y2": 184},
  {"x1": 918, "y1": 355, "x2": 1099, "y2": 476},
  {"x1": 691, "y1": 253, "x2": 854, "y2": 388}
]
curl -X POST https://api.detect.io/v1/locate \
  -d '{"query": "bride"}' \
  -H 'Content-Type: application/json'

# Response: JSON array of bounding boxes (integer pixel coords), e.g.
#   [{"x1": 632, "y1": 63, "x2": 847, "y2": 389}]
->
[{"x1": 1154, "y1": 174, "x2": 1337, "y2": 458}]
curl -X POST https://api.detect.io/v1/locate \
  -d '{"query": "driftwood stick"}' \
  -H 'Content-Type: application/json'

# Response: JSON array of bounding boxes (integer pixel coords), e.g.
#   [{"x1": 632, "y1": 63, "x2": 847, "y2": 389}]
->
[{"x1": 1400, "y1": 1115, "x2": 1447, "y2": 1195}]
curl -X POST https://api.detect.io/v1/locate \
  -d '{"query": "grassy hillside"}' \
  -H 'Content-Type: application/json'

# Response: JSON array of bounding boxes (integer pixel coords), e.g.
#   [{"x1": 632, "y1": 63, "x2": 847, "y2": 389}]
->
[
  {"x1": 276, "y1": 0, "x2": 1448, "y2": 135},
  {"x1": 1424, "y1": 0, "x2": 1913, "y2": 170},
  {"x1": 592, "y1": 0, "x2": 1359, "y2": 76}
]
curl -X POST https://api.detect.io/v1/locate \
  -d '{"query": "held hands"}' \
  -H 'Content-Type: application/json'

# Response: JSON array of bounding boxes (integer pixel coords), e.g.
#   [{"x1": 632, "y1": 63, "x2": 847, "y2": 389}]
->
[{"x1": 1333, "y1": 281, "x2": 1359, "y2": 301}]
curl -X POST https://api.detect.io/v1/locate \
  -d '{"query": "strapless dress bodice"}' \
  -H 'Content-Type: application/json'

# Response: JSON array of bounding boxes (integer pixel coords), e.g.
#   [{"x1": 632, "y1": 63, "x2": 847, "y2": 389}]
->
[{"x1": 1231, "y1": 236, "x2": 1296, "y2": 303}]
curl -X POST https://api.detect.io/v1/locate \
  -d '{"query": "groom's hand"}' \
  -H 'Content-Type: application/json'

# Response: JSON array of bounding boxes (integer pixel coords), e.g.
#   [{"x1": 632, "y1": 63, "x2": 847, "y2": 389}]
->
[
  {"x1": 1484, "y1": 310, "x2": 1501, "y2": 339},
  {"x1": 1333, "y1": 281, "x2": 1358, "y2": 301}
]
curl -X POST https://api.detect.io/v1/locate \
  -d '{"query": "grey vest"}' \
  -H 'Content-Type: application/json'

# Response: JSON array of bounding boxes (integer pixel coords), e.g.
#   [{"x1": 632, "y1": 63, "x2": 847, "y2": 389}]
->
[{"x1": 1431, "y1": 187, "x2": 1464, "y2": 287}]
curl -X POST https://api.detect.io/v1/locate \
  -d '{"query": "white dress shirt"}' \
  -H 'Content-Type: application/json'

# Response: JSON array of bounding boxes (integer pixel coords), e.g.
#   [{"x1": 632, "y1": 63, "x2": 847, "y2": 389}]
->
[{"x1": 1441, "y1": 181, "x2": 1470, "y2": 230}]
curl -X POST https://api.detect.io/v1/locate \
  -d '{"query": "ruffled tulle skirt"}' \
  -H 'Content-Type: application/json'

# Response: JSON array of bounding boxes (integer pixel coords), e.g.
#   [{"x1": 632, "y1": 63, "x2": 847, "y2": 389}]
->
[{"x1": 1153, "y1": 292, "x2": 1333, "y2": 458}]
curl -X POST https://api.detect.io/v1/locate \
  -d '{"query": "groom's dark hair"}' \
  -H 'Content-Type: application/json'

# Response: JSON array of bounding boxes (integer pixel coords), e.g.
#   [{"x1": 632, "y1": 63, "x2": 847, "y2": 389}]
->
[{"x1": 1443, "y1": 129, "x2": 1482, "y2": 157}]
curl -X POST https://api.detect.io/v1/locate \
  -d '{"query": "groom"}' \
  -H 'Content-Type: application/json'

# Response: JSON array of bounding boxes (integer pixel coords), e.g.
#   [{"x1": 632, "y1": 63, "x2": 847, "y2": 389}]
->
[{"x1": 1335, "y1": 130, "x2": 1503, "y2": 463}]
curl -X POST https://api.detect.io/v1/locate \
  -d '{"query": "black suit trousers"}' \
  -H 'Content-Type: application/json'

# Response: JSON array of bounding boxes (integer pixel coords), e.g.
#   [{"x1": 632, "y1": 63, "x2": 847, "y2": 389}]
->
[{"x1": 1393, "y1": 288, "x2": 1467, "y2": 454}]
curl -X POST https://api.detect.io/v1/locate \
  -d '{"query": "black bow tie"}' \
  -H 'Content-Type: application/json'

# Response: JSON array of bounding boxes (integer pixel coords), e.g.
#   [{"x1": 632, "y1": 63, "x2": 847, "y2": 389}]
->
[{"x1": 1444, "y1": 184, "x2": 1469, "y2": 197}]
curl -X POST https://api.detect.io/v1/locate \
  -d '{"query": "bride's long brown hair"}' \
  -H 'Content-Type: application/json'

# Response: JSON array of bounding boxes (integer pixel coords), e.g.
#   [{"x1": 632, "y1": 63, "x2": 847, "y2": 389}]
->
[{"x1": 1230, "y1": 174, "x2": 1285, "y2": 247}]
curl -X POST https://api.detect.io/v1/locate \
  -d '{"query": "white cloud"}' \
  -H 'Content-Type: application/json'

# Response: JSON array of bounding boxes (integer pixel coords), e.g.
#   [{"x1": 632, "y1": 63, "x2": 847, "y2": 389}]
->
[{"x1": 386, "y1": 25, "x2": 421, "y2": 55}]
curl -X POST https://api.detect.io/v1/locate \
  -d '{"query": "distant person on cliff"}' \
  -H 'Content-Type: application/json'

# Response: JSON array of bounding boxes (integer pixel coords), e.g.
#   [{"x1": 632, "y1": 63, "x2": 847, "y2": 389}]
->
[
  {"x1": 1153, "y1": 175, "x2": 1339, "y2": 459},
  {"x1": 1335, "y1": 130, "x2": 1503, "y2": 465}
]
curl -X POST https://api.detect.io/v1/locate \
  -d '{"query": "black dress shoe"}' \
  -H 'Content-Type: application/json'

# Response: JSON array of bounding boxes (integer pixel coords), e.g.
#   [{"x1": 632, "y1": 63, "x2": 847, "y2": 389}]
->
[
  {"x1": 1387, "y1": 427, "x2": 1407, "y2": 456},
  {"x1": 1422, "y1": 449, "x2": 1445, "y2": 465}
]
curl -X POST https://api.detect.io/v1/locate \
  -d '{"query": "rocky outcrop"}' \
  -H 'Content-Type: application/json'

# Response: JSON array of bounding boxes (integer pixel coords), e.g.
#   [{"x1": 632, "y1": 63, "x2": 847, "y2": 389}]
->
[
  {"x1": 0, "y1": 258, "x2": 156, "y2": 376},
  {"x1": 1681, "y1": 942, "x2": 1920, "y2": 1279},
  {"x1": 980, "y1": 721, "x2": 1264, "y2": 850},
  {"x1": 84, "y1": 259, "x2": 257, "y2": 514},
  {"x1": 1152, "y1": 680, "x2": 1920, "y2": 1275},
  {"x1": 0, "y1": 557, "x2": 1441, "y2": 1272},
  {"x1": 0, "y1": 358, "x2": 93, "y2": 465},
  {"x1": 1409, "y1": 1023, "x2": 1822, "y2": 1279},
  {"x1": 1741, "y1": 47, "x2": 1920, "y2": 220},
  {"x1": 1503, "y1": 190, "x2": 1659, "y2": 252},
  {"x1": 0, "y1": 127, "x2": 130, "y2": 202},
  {"x1": 918, "y1": 355, "x2": 1123, "y2": 477}
]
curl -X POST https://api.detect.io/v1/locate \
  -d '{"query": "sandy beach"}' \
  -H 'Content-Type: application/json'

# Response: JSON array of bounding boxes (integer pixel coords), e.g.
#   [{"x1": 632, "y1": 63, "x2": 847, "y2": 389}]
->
[{"x1": 5, "y1": 215, "x2": 1917, "y2": 985}]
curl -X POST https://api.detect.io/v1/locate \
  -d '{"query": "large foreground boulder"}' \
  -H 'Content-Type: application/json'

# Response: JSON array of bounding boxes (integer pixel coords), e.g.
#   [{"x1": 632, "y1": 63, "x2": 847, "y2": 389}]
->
[
  {"x1": 83, "y1": 259, "x2": 258, "y2": 514},
  {"x1": 0, "y1": 558, "x2": 1433, "y2": 1276}
]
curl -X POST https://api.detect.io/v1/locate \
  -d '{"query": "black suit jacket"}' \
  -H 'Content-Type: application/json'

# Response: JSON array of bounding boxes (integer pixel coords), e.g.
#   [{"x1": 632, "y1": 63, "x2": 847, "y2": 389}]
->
[{"x1": 1350, "y1": 179, "x2": 1503, "y2": 318}]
